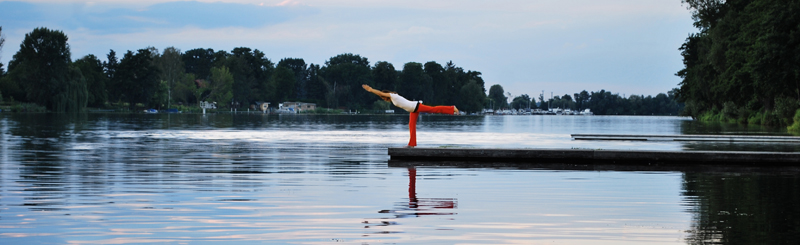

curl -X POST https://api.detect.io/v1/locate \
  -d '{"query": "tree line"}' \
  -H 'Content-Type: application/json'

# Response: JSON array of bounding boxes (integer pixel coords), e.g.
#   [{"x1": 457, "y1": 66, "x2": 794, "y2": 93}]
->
[
  {"x1": 0, "y1": 27, "x2": 489, "y2": 113},
  {"x1": 677, "y1": 0, "x2": 800, "y2": 128},
  {"x1": 0, "y1": 27, "x2": 684, "y2": 116},
  {"x1": 487, "y1": 84, "x2": 683, "y2": 116}
]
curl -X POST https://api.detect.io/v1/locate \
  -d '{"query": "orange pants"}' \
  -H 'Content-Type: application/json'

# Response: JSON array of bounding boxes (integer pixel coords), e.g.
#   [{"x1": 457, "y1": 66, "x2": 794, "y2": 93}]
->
[{"x1": 408, "y1": 104, "x2": 456, "y2": 146}]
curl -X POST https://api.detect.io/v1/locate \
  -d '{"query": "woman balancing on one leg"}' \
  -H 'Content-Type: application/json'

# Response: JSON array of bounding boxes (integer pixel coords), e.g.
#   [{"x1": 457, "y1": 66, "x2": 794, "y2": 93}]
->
[{"x1": 362, "y1": 84, "x2": 458, "y2": 147}]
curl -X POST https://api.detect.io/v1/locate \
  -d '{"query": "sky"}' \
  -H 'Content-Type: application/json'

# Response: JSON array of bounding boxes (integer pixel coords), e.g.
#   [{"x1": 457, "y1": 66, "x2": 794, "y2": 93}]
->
[{"x1": 0, "y1": 0, "x2": 698, "y2": 100}]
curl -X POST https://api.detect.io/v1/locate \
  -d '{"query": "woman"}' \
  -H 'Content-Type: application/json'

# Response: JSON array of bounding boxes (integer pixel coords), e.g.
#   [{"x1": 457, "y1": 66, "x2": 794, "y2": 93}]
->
[{"x1": 362, "y1": 84, "x2": 458, "y2": 147}]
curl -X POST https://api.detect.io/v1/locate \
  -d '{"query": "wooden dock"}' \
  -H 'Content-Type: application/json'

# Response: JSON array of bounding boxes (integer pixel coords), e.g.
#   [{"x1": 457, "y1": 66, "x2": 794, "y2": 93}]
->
[
  {"x1": 571, "y1": 134, "x2": 800, "y2": 142},
  {"x1": 388, "y1": 148, "x2": 800, "y2": 165}
]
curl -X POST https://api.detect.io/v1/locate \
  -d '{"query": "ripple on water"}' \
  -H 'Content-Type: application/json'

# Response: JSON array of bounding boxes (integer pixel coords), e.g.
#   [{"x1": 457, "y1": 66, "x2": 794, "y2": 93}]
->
[{"x1": 0, "y1": 114, "x2": 797, "y2": 244}]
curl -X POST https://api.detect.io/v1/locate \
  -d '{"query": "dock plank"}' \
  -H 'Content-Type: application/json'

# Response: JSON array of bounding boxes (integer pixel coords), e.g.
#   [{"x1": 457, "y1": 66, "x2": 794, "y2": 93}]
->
[
  {"x1": 571, "y1": 134, "x2": 800, "y2": 142},
  {"x1": 388, "y1": 148, "x2": 800, "y2": 165}
]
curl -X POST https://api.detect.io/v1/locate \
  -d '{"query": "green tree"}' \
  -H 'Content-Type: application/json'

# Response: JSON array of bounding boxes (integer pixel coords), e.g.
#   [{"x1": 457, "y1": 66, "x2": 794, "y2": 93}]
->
[
  {"x1": 424, "y1": 61, "x2": 447, "y2": 105},
  {"x1": 173, "y1": 72, "x2": 198, "y2": 105},
  {"x1": 372, "y1": 100, "x2": 391, "y2": 111},
  {"x1": 488, "y1": 84, "x2": 508, "y2": 110},
  {"x1": 443, "y1": 61, "x2": 463, "y2": 105},
  {"x1": 0, "y1": 72, "x2": 22, "y2": 102},
  {"x1": 208, "y1": 66, "x2": 233, "y2": 107},
  {"x1": 305, "y1": 63, "x2": 326, "y2": 105},
  {"x1": 558, "y1": 94, "x2": 575, "y2": 110},
  {"x1": 398, "y1": 62, "x2": 432, "y2": 103},
  {"x1": 116, "y1": 48, "x2": 160, "y2": 110},
  {"x1": 157, "y1": 47, "x2": 185, "y2": 109},
  {"x1": 149, "y1": 80, "x2": 169, "y2": 109},
  {"x1": 372, "y1": 61, "x2": 398, "y2": 92},
  {"x1": 7, "y1": 27, "x2": 87, "y2": 112},
  {"x1": 182, "y1": 48, "x2": 216, "y2": 80},
  {"x1": 678, "y1": 0, "x2": 800, "y2": 125},
  {"x1": 0, "y1": 26, "x2": 24, "y2": 101},
  {"x1": 58, "y1": 65, "x2": 89, "y2": 112},
  {"x1": 321, "y1": 53, "x2": 373, "y2": 109},
  {"x1": 510, "y1": 94, "x2": 532, "y2": 110},
  {"x1": 0, "y1": 26, "x2": 5, "y2": 74},
  {"x1": 74, "y1": 54, "x2": 108, "y2": 107},
  {"x1": 224, "y1": 47, "x2": 273, "y2": 107},
  {"x1": 186, "y1": 73, "x2": 210, "y2": 106},
  {"x1": 538, "y1": 93, "x2": 548, "y2": 110},
  {"x1": 267, "y1": 66, "x2": 296, "y2": 104},
  {"x1": 575, "y1": 90, "x2": 590, "y2": 110},
  {"x1": 103, "y1": 50, "x2": 121, "y2": 104},
  {"x1": 277, "y1": 58, "x2": 307, "y2": 100},
  {"x1": 459, "y1": 80, "x2": 485, "y2": 113}
]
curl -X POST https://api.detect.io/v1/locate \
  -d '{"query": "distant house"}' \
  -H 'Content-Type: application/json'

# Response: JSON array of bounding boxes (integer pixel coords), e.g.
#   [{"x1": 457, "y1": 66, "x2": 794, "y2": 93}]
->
[
  {"x1": 281, "y1": 102, "x2": 316, "y2": 112},
  {"x1": 199, "y1": 101, "x2": 216, "y2": 109}
]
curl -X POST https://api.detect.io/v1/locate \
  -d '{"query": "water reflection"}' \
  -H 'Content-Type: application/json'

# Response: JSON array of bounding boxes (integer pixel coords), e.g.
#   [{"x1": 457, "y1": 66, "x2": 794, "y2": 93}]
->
[
  {"x1": 390, "y1": 161, "x2": 800, "y2": 244},
  {"x1": 683, "y1": 172, "x2": 800, "y2": 244},
  {"x1": 365, "y1": 168, "x2": 457, "y2": 234},
  {"x1": 1, "y1": 113, "x2": 799, "y2": 244},
  {"x1": 377, "y1": 168, "x2": 457, "y2": 218},
  {"x1": 678, "y1": 120, "x2": 799, "y2": 151},
  {"x1": 680, "y1": 120, "x2": 792, "y2": 136}
]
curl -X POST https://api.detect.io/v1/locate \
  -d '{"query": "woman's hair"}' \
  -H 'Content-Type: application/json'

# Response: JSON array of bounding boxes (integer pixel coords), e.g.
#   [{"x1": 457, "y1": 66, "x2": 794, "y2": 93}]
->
[{"x1": 380, "y1": 90, "x2": 394, "y2": 102}]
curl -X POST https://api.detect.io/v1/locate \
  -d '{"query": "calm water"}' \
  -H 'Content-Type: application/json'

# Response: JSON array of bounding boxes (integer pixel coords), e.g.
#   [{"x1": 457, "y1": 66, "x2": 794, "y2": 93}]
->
[{"x1": 0, "y1": 113, "x2": 799, "y2": 244}]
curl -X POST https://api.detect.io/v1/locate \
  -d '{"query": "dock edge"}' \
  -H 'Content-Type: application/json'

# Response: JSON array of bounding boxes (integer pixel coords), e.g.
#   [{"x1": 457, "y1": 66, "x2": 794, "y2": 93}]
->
[{"x1": 388, "y1": 148, "x2": 800, "y2": 165}]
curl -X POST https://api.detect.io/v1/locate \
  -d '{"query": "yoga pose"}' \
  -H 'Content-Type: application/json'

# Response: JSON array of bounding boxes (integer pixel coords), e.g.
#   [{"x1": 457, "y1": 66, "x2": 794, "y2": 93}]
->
[{"x1": 362, "y1": 84, "x2": 458, "y2": 147}]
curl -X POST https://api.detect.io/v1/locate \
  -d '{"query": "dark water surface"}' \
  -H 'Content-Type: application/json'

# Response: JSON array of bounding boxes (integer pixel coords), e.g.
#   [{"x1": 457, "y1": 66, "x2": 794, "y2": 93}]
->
[{"x1": 1, "y1": 113, "x2": 799, "y2": 244}]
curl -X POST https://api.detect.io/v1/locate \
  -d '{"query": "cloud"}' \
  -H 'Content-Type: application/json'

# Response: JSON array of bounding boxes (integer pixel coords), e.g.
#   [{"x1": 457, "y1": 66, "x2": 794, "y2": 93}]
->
[
  {"x1": 0, "y1": 1, "x2": 317, "y2": 34},
  {"x1": 276, "y1": 0, "x2": 303, "y2": 6}
]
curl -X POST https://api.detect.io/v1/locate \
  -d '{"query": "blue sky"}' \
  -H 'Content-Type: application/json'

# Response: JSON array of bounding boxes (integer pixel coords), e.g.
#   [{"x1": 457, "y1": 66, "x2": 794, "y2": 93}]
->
[{"x1": 0, "y1": 0, "x2": 697, "y2": 100}]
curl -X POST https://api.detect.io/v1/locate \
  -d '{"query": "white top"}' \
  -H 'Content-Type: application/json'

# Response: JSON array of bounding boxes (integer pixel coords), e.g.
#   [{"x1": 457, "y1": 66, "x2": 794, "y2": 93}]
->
[{"x1": 389, "y1": 93, "x2": 420, "y2": 112}]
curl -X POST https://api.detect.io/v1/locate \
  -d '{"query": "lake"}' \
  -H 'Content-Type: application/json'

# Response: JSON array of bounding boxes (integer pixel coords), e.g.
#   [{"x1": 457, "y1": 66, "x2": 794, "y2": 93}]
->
[{"x1": 1, "y1": 113, "x2": 798, "y2": 244}]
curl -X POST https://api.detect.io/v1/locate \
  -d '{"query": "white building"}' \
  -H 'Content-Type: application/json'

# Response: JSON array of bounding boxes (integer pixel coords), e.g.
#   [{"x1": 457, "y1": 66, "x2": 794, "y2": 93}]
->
[{"x1": 281, "y1": 102, "x2": 317, "y2": 112}]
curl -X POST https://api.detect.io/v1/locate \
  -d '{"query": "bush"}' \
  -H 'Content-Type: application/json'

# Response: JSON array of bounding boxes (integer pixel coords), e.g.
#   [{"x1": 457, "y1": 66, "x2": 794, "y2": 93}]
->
[
  {"x1": 761, "y1": 111, "x2": 780, "y2": 126},
  {"x1": 774, "y1": 97, "x2": 799, "y2": 126},
  {"x1": 10, "y1": 103, "x2": 47, "y2": 112},
  {"x1": 747, "y1": 110, "x2": 764, "y2": 125},
  {"x1": 681, "y1": 100, "x2": 701, "y2": 117},
  {"x1": 173, "y1": 105, "x2": 205, "y2": 113},
  {"x1": 721, "y1": 101, "x2": 738, "y2": 120},
  {"x1": 372, "y1": 100, "x2": 391, "y2": 111},
  {"x1": 788, "y1": 109, "x2": 800, "y2": 134},
  {"x1": 697, "y1": 110, "x2": 718, "y2": 122},
  {"x1": 301, "y1": 108, "x2": 342, "y2": 114}
]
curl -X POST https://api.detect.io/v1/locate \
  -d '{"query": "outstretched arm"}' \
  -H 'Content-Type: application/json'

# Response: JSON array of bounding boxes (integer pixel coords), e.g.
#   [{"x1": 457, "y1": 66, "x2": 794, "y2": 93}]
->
[{"x1": 362, "y1": 84, "x2": 391, "y2": 98}]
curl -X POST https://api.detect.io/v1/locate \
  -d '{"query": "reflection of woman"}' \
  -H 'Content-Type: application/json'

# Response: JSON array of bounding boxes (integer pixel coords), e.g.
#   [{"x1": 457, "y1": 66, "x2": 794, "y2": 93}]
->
[{"x1": 363, "y1": 84, "x2": 458, "y2": 147}]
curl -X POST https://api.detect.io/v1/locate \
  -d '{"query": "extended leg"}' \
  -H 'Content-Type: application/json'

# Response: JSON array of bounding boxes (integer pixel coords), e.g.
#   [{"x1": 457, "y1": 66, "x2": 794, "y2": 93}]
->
[{"x1": 417, "y1": 104, "x2": 456, "y2": 115}]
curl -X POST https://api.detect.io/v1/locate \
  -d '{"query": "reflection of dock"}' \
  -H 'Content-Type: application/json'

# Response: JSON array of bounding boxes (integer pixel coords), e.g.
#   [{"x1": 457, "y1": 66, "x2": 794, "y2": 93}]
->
[
  {"x1": 388, "y1": 148, "x2": 800, "y2": 165},
  {"x1": 572, "y1": 134, "x2": 800, "y2": 143}
]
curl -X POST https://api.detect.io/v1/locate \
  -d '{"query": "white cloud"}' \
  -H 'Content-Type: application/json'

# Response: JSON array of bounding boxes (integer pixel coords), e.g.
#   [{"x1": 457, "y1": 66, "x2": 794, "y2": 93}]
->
[{"x1": 275, "y1": 0, "x2": 304, "y2": 6}]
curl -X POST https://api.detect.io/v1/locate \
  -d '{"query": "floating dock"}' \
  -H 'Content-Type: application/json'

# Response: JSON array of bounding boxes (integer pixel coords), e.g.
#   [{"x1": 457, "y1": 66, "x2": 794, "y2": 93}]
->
[
  {"x1": 571, "y1": 134, "x2": 800, "y2": 142},
  {"x1": 388, "y1": 148, "x2": 800, "y2": 165}
]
